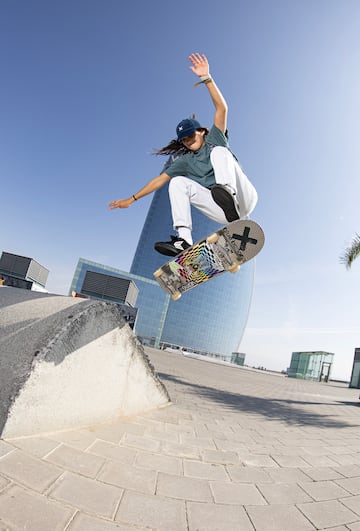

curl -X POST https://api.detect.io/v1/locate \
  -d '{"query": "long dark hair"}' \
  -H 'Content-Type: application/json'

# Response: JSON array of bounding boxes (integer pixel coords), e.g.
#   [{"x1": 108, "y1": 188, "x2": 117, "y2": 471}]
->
[{"x1": 154, "y1": 127, "x2": 209, "y2": 156}]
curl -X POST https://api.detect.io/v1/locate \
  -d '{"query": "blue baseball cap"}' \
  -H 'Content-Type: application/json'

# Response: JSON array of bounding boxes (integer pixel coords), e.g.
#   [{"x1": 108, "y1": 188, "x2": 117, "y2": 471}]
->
[{"x1": 176, "y1": 118, "x2": 202, "y2": 141}]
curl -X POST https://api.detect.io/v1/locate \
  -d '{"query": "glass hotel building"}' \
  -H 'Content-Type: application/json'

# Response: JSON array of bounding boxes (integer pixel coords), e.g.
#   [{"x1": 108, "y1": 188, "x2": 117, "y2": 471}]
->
[{"x1": 70, "y1": 184, "x2": 256, "y2": 359}]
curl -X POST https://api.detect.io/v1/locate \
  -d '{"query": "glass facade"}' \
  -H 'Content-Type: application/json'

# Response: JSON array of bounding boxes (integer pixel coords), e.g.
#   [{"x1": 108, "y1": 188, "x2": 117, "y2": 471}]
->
[
  {"x1": 287, "y1": 351, "x2": 334, "y2": 381},
  {"x1": 349, "y1": 348, "x2": 360, "y2": 388},
  {"x1": 70, "y1": 181, "x2": 256, "y2": 359}
]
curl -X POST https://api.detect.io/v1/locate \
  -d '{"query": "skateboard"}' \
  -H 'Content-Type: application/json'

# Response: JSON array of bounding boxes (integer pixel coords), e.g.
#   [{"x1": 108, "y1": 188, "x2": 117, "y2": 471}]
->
[{"x1": 154, "y1": 219, "x2": 264, "y2": 300}]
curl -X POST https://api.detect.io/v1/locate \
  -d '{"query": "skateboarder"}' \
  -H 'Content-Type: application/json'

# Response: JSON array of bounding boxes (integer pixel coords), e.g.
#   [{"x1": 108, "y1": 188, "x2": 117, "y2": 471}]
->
[{"x1": 108, "y1": 52, "x2": 258, "y2": 257}]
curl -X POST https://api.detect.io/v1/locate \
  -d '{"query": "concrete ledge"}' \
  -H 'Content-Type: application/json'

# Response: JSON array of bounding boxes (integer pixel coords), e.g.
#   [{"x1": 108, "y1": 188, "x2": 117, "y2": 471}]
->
[{"x1": 0, "y1": 287, "x2": 170, "y2": 438}]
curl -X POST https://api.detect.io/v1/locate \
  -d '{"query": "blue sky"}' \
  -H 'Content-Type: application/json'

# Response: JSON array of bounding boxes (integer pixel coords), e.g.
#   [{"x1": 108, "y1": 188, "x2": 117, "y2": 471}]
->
[{"x1": 1, "y1": 0, "x2": 360, "y2": 380}]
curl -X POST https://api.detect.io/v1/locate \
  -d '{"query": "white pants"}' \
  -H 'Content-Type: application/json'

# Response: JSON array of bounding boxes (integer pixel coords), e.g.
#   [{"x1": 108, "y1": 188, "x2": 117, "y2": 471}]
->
[{"x1": 168, "y1": 146, "x2": 258, "y2": 243}]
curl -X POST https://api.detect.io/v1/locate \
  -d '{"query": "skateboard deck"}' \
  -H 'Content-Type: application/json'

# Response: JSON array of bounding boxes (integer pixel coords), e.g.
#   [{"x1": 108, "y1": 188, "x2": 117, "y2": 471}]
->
[{"x1": 154, "y1": 219, "x2": 264, "y2": 300}]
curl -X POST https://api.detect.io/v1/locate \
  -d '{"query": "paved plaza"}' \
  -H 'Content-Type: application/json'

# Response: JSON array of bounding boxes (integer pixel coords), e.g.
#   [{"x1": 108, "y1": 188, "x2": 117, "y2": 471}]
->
[{"x1": 1, "y1": 346, "x2": 360, "y2": 530}]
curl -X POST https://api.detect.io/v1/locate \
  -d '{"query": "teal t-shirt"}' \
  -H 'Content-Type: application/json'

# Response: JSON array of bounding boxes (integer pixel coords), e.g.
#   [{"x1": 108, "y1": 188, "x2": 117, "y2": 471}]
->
[{"x1": 164, "y1": 125, "x2": 230, "y2": 189}]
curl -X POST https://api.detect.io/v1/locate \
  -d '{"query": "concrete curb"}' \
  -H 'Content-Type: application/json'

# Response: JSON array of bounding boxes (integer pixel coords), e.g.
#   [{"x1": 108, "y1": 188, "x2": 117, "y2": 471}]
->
[{"x1": 0, "y1": 288, "x2": 170, "y2": 438}]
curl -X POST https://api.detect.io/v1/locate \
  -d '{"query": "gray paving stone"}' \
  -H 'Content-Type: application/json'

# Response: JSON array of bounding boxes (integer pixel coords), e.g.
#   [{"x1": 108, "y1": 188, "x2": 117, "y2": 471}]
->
[
  {"x1": 301, "y1": 454, "x2": 341, "y2": 467},
  {"x1": 68, "y1": 512, "x2": 146, "y2": 530},
  {"x1": 163, "y1": 422, "x2": 195, "y2": 435},
  {"x1": 146, "y1": 407, "x2": 190, "y2": 424},
  {"x1": 298, "y1": 438, "x2": 328, "y2": 447},
  {"x1": 341, "y1": 495, "x2": 360, "y2": 517},
  {"x1": 201, "y1": 448, "x2": 239, "y2": 464},
  {"x1": 240, "y1": 453, "x2": 279, "y2": 467},
  {"x1": 187, "y1": 501, "x2": 253, "y2": 530},
  {"x1": 0, "y1": 441, "x2": 14, "y2": 459},
  {"x1": 7, "y1": 436, "x2": 60, "y2": 458},
  {"x1": 300, "y1": 480, "x2": 351, "y2": 501},
  {"x1": 114, "y1": 421, "x2": 148, "y2": 435},
  {"x1": 0, "y1": 485, "x2": 74, "y2": 531},
  {"x1": 49, "y1": 471, "x2": 123, "y2": 518},
  {"x1": 349, "y1": 446, "x2": 360, "y2": 453},
  {"x1": 353, "y1": 455, "x2": 360, "y2": 466},
  {"x1": 336, "y1": 477, "x2": 360, "y2": 495},
  {"x1": 144, "y1": 425, "x2": 180, "y2": 443},
  {"x1": 279, "y1": 437, "x2": 315, "y2": 447},
  {"x1": 48, "y1": 429, "x2": 97, "y2": 450},
  {"x1": 250, "y1": 444, "x2": 278, "y2": 454},
  {"x1": 135, "y1": 450, "x2": 183, "y2": 475},
  {"x1": 183, "y1": 459, "x2": 229, "y2": 481},
  {"x1": 225, "y1": 431, "x2": 255, "y2": 444},
  {"x1": 257, "y1": 482, "x2": 313, "y2": 504},
  {"x1": 98, "y1": 461, "x2": 157, "y2": 494},
  {"x1": 192, "y1": 426, "x2": 212, "y2": 438},
  {"x1": 298, "y1": 499, "x2": 358, "y2": 528},
  {"x1": 347, "y1": 522, "x2": 360, "y2": 530},
  {"x1": 206, "y1": 420, "x2": 234, "y2": 432},
  {"x1": 45, "y1": 444, "x2": 104, "y2": 478},
  {"x1": 161, "y1": 441, "x2": 200, "y2": 459},
  {"x1": 180, "y1": 434, "x2": 216, "y2": 450},
  {"x1": 210, "y1": 480, "x2": 267, "y2": 505},
  {"x1": 336, "y1": 465, "x2": 360, "y2": 478},
  {"x1": 301, "y1": 445, "x2": 337, "y2": 456},
  {"x1": 115, "y1": 490, "x2": 187, "y2": 530},
  {"x1": 271, "y1": 454, "x2": 311, "y2": 467},
  {"x1": 120, "y1": 432, "x2": 161, "y2": 452},
  {"x1": 301, "y1": 466, "x2": 344, "y2": 481},
  {"x1": 267, "y1": 467, "x2": 313, "y2": 484},
  {"x1": 246, "y1": 504, "x2": 315, "y2": 530},
  {"x1": 226, "y1": 465, "x2": 272, "y2": 484},
  {"x1": 87, "y1": 439, "x2": 137, "y2": 464},
  {"x1": 213, "y1": 438, "x2": 248, "y2": 453},
  {"x1": 0, "y1": 476, "x2": 9, "y2": 492},
  {"x1": 0, "y1": 517, "x2": 14, "y2": 531},
  {"x1": 81, "y1": 423, "x2": 133, "y2": 443},
  {"x1": 326, "y1": 445, "x2": 355, "y2": 454},
  {"x1": 270, "y1": 445, "x2": 304, "y2": 456},
  {"x1": 157, "y1": 472, "x2": 213, "y2": 502},
  {"x1": 0, "y1": 449, "x2": 63, "y2": 492}
]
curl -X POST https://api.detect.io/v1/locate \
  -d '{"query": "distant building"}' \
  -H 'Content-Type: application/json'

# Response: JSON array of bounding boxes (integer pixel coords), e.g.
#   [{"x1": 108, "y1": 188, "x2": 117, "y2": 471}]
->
[
  {"x1": 231, "y1": 352, "x2": 246, "y2": 366},
  {"x1": 79, "y1": 269, "x2": 138, "y2": 307},
  {"x1": 0, "y1": 251, "x2": 49, "y2": 291},
  {"x1": 349, "y1": 348, "x2": 360, "y2": 388},
  {"x1": 287, "y1": 351, "x2": 334, "y2": 381},
  {"x1": 70, "y1": 258, "x2": 165, "y2": 339},
  {"x1": 70, "y1": 263, "x2": 139, "y2": 329}
]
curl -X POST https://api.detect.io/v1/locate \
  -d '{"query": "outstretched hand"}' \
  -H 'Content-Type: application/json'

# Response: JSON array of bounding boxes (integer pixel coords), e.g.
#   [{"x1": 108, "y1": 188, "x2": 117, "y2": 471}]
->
[
  {"x1": 188, "y1": 53, "x2": 209, "y2": 77},
  {"x1": 108, "y1": 198, "x2": 133, "y2": 210}
]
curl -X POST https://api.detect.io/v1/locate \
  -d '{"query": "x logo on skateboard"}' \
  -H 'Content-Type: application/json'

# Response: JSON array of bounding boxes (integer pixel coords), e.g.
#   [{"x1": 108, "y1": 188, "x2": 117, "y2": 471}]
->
[{"x1": 232, "y1": 226, "x2": 258, "y2": 251}]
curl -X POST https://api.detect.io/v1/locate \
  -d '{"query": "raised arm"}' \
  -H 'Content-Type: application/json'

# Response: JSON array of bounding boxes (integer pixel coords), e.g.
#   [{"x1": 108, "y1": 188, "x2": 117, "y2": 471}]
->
[
  {"x1": 108, "y1": 172, "x2": 170, "y2": 210},
  {"x1": 189, "y1": 53, "x2": 228, "y2": 133}
]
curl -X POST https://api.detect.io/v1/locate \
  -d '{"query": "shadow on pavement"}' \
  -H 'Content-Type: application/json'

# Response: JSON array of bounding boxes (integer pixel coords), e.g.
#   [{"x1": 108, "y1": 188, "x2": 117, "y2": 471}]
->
[{"x1": 158, "y1": 372, "x2": 360, "y2": 429}]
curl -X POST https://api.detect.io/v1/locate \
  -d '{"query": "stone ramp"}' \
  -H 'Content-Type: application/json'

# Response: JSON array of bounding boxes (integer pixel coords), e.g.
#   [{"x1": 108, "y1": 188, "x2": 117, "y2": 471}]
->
[{"x1": 0, "y1": 287, "x2": 170, "y2": 438}]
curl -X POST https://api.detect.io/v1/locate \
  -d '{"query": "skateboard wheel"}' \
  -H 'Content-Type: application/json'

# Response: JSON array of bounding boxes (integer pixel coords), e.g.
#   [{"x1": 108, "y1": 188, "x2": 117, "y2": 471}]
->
[
  {"x1": 171, "y1": 292, "x2": 181, "y2": 301},
  {"x1": 229, "y1": 263, "x2": 241, "y2": 273},
  {"x1": 154, "y1": 268, "x2": 163, "y2": 278},
  {"x1": 206, "y1": 232, "x2": 219, "y2": 244}
]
